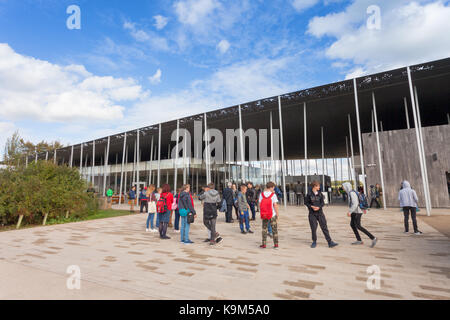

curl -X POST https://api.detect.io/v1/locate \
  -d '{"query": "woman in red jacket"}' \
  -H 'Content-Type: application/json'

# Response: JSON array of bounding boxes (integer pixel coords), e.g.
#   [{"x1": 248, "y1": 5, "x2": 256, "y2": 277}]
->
[{"x1": 158, "y1": 184, "x2": 174, "y2": 239}]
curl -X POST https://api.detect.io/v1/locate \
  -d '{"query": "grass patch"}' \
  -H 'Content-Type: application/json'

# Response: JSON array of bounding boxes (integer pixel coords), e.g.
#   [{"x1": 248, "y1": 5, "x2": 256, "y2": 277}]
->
[{"x1": 0, "y1": 209, "x2": 133, "y2": 232}]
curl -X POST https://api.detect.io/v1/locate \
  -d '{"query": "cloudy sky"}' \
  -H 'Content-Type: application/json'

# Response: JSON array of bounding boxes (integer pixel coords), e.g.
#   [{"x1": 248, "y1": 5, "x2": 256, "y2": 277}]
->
[{"x1": 0, "y1": 0, "x2": 449, "y2": 154}]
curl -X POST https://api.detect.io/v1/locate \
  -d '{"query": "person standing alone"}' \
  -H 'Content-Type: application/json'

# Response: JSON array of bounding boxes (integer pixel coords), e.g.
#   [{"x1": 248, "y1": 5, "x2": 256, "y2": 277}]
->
[
  {"x1": 399, "y1": 181, "x2": 422, "y2": 235},
  {"x1": 305, "y1": 181, "x2": 338, "y2": 248}
]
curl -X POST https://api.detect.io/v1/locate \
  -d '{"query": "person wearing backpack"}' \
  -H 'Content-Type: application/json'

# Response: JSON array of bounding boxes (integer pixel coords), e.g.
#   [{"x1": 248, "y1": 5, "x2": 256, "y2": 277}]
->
[
  {"x1": 258, "y1": 181, "x2": 279, "y2": 249},
  {"x1": 198, "y1": 183, "x2": 223, "y2": 245},
  {"x1": 342, "y1": 182, "x2": 377, "y2": 247},
  {"x1": 178, "y1": 184, "x2": 196, "y2": 244},
  {"x1": 146, "y1": 184, "x2": 158, "y2": 233},
  {"x1": 305, "y1": 181, "x2": 338, "y2": 248},
  {"x1": 157, "y1": 184, "x2": 174, "y2": 239},
  {"x1": 139, "y1": 187, "x2": 149, "y2": 213},
  {"x1": 398, "y1": 180, "x2": 422, "y2": 235}
]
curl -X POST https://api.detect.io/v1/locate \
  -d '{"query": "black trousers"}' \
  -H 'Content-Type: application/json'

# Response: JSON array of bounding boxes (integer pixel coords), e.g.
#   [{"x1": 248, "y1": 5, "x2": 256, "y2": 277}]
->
[
  {"x1": 233, "y1": 204, "x2": 239, "y2": 220},
  {"x1": 350, "y1": 212, "x2": 374, "y2": 241},
  {"x1": 225, "y1": 204, "x2": 233, "y2": 222},
  {"x1": 140, "y1": 200, "x2": 148, "y2": 213},
  {"x1": 403, "y1": 206, "x2": 418, "y2": 232},
  {"x1": 308, "y1": 212, "x2": 332, "y2": 243},
  {"x1": 370, "y1": 198, "x2": 380, "y2": 208},
  {"x1": 159, "y1": 221, "x2": 168, "y2": 238}
]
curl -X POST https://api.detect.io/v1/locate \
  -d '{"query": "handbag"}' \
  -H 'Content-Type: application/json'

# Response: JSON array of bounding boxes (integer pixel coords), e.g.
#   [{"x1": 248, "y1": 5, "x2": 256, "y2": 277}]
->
[
  {"x1": 172, "y1": 202, "x2": 178, "y2": 210},
  {"x1": 148, "y1": 201, "x2": 157, "y2": 213},
  {"x1": 187, "y1": 211, "x2": 195, "y2": 224},
  {"x1": 179, "y1": 208, "x2": 189, "y2": 217}
]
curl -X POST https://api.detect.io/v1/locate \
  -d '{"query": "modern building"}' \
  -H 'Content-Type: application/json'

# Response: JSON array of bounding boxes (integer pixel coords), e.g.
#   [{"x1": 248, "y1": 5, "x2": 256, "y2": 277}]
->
[{"x1": 28, "y1": 57, "x2": 450, "y2": 213}]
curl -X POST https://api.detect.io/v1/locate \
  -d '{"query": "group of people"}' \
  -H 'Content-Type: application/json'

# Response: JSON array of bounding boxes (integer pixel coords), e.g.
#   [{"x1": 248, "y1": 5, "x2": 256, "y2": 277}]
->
[{"x1": 126, "y1": 177, "x2": 422, "y2": 249}]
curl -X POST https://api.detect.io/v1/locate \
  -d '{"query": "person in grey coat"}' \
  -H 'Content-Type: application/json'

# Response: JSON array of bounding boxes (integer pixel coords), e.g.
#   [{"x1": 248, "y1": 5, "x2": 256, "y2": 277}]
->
[
  {"x1": 343, "y1": 182, "x2": 377, "y2": 247},
  {"x1": 399, "y1": 181, "x2": 422, "y2": 234},
  {"x1": 198, "y1": 183, "x2": 223, "y2": 245}
]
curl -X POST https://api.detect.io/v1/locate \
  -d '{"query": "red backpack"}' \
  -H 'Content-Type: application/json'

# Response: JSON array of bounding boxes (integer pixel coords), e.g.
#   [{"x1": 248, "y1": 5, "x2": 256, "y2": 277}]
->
[
  {"x1": 156, "y1": 194, "x2": 168, "y2": 213},
  {"x1": 260, "y1": 192, "x2": 275, "y2": 220}
]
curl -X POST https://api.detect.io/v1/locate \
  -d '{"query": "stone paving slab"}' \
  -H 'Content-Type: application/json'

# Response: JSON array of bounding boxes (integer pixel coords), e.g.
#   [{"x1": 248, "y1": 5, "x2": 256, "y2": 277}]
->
[{"x1": 0, "y1": 203, "x2": 449, "y2": 300}]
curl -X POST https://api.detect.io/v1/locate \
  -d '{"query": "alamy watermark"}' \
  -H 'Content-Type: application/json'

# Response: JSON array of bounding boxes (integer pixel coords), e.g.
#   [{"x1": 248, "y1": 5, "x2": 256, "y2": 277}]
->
[
  {"x1": 366, "y1": 265, "x2": 381, "y2": 290},
  {"x1": 66, "y1": 265, "x2": 81, "y2": 290},
  {"x1": 66, "y1": 5, "x2": 81, "y2": 30},
  {"x1": 366, "y1": 5, "x2": 381, "y2": 30}
]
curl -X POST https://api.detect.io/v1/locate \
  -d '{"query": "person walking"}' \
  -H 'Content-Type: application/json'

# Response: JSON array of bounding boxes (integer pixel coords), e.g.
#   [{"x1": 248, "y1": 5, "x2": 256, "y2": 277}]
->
[
  {"x1": 369, "y1": 185, "x2": 380, "y2": 209},
  {"x1": 199, "y1": 183, "x2": 223, "y2": 245},
  {"x1": 259, "y1": 181, "x2": 279, "y2": 249},
  {"x1": 178, "y1": 184, "x2": 196, "y2": 244},
  {"x1": 342, "y1": 182, "x2": 378, "y2": 247},
  {"x1": 156, "y1": 184, "x2": 174, "y2": 239},
  {"x1": 294, "y1": 181, "x2": 303, "y2": 206},
  {"x1": 139, "y1": 187, "x2": 149, "y2": 213},
  {"x1": 222, "y1": 182, "x2": 234, "y2": 223},
  {"x1": 305, "y1": 181, "x2": 338, "y2": 248},
  {"x1": 146, "y1": 184, "x2": 158, "y2": 232},
  {"x1": 399, "y1": 181, "x2": 422, "y2": 235},
  {"x1": 246, "y1": 182, "x2": 257, "y2": 221},
  {"x1": 238, "y1": 184, "x2": 253, "y2": 234},
  {"x1": 129, "y1": 186, "x2": 136, "y2": 212}
]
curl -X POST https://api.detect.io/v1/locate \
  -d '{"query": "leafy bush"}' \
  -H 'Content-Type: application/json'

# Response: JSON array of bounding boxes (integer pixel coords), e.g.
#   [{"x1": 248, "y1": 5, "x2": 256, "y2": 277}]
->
[{"x1": 0, "y1": 161, "x2": 97, "y2": 227}]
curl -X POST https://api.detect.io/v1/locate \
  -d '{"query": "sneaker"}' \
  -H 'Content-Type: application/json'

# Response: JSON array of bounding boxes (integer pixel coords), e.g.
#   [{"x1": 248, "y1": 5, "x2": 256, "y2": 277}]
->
[
  {"x1": 352, "y1": 241, "x2": 364, "y2": 245},
  {"x1": 241, "y1": 230, "x2": 247, "y2": 234},
  {"x1": 209, "y1": 241, "x2": 215, "y2": 246},
  {"x1": 370, "y1": 238, "x2": 378, "y2": 248},
  {"x1": 162, "y1": 236, "x2": 171, "y2": 240},
  {"x1": 273, "y1": 244, "x2": 279, "y2": 249},
  {"x1": 328, "y1": 241, "x2": 339, "y2": 248},
  {"x1": 404, "y1": 231, "x2": 409, "y2": 234},
  {"x1": 184, "y1": 240, "x2": 194, "y2": 244},
  {"x1": 146, "y1": 228, "x2": 150, "y2": 232},
  {"x1": 311, "y1": 242, "x2": 317, "y2": 248},
  {"x1": 259, "y1": 244, "x2": 266, "y2": 249},
  {"x1": 247, "y1": 230, "x2": 254, "y2": 234},
  {"x1": 414, "y1": 231, "x2": 423, "y2": 235},
  {"x1": 215, "y1": 237, "x2": 223, "y2": 244},
  {"x1": 180, "y1": 240, "x2": 185, "y2": 243},
  {"x1": 175, "y1": 230, "x2": 180, "y2": 233}
]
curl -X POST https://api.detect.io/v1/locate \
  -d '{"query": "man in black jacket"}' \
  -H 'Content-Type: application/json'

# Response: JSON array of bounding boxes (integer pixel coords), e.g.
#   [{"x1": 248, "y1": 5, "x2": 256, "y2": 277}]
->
[
  {"x1": 246, "y1": 182, "x2": 257, "y2": 221},
  {"x1": 305, "y1": 181, "x2": 338, "y2": 249},
  {"x1": 222, "y1": 182, "x2": 234, "y2": 223}
]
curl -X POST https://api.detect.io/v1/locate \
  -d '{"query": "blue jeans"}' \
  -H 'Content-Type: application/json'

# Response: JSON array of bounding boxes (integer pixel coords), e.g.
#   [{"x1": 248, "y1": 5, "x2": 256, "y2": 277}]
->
[
  {"x1": 174, "y1": 210, "x2": 180, "y2": 230},
  {"x1": 249, "y1": 202, "x2": 256, "y2": 220},
  {"x1": 146, "y1": 212, "x2": 155, "y2": 229},
  {"x1": 156, "y1": 212, "x2": 160, "y2": 227},
  {"x1": 239, "y1": 210, "x2": 250, "y2": 231},
  {"x1": 268, "y1": 221, "x2": 272, "y2": 234},
  {"x1": 180, "y1": 216, "x2": 190, "y2": 242}
]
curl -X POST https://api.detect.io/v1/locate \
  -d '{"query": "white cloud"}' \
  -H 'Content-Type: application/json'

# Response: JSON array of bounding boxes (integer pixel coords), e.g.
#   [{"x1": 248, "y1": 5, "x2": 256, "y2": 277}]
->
[
  {"x1": 292, "y1": 0, "x2": 320, "y2": 12},
  {"x1": 0, "y1": 43, "x2": 146, "y2": 124},
  {"x1": 307, "y1": 0, "x2": 450, "y2": 77},
  {"x1": 123, "y1": 21, "x2": 170, "y2": 51},
  {"x1": 154, "y1": 15, "x2": 169, "y2": 30},
  {"x1": 216, "y1": 39, "x2": 230, "y2": 54},
  {"x1": 174, "y1": 0, "x2": 220, "y2": 26},
  {"x1": 149, "y1": 69, "x2": 162, "y2": 84}
]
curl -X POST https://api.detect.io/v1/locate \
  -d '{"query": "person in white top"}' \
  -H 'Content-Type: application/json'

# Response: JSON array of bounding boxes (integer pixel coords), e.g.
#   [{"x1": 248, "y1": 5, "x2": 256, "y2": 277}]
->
[{"x1": 258, "y1": 181, "x2": 279, "y2": 249}]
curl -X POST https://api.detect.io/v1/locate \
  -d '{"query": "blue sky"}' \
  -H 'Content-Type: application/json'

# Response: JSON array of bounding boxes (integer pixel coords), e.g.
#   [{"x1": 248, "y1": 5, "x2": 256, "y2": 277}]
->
[{"x1": 0, "y1": 0, "x2": 449, "y2": 152}]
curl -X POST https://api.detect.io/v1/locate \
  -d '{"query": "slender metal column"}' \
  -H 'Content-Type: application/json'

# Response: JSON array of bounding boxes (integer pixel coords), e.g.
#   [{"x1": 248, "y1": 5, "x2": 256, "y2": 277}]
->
[
  {"x1": 414, "y1": 86, "x2": 432, "y2": 213},
  {"x1": 348, "y1": 115, "x2": 356, "y2": 188},
  {"x1": 102, "y1": 136, "x2": 110, "y2": 197},
  {"x1": 114, "y1": 153, "x2": 118, "y2": 193},
  {"x1": 136, "y1": 129, "x2": 140, "y2": 188},
  {"x1": 174, "y1": 120, "x2": 180, "y2": 190},
  {"x1": 304, "y1": 102, "x2": 308, "y2": 197},
  {"x1": 79, "y1": 144, "x2": 83, "y2": 173},
  {"x1": 204, "y1": 113, "x2": 211, "y2": 184},
  {"x1": 404, "y1": 97, "x2": 410, "y2": 129},
  {"x1": 321, "y1": 127, "x2": 325, "y2": 192},
  {"x1": 70, "y1": 146, "x2": 74, "y2": 167},
  {"x1": 238, "y1": 106, "x2": 245, "y2": 183},
  {"x1": 124, "y1": 146, "x2": 128, "y2": 193},
  {"x1": 278, "y1": 96, "x2": 287, "y2": 208},
  {"x1": 34, "y1": 147, "x2": 37, "y2": 163},
  {"x1": 149, "y1": 136, "x2": 154, "y2": 185},
  {"x1": 270, "y1": 111, "x2": 274, "y2": 182},
  {"x1": 53, "y1": 149, "x2": 57, "y2": 165},
  {"x1": 92, "y1": 140, "x2": 96, "y2": 186},
  {"x1": 183, "y1": 128, "x2": 187, "y2": 184},
  {"x1": 371, "y1": 92, "x2": 387, "y2": 210},
  {"x1": 45, "y1": 151, "x2": 48, "y2": 161},
  {"x1": 353, "y1": 78, "x2": 367, "y2": 194},
  {"x1": 119, "y1": 133, "x2": 127, "y2": 205},
  {"x1": 371, "y1": 110, "x2": 374, "y2": 133},
  {"x1": 346, "y1": 136, "x2": 351, "y2": 181},
  {"x1": 157, "y1": 123, "x2": 161, "y2": 187},
  {"x1": 407, "y1": 67, "x2": 430, "y2": 216}
]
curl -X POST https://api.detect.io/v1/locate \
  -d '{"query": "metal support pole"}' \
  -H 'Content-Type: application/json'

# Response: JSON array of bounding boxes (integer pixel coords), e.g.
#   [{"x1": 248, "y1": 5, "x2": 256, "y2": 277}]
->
[
  {"x1": 45, "y1": 151, "x2": 48, "y2": 161},
  {"x1": 114, "y1": 153, "x2": 118, "y2": 193},
  {"x1": 92, "y1": 140, "x2": 95, "y2": 186},
  {"x1": 102, "y1": 136, "x2": 110, "y2": 197},
  {"x1": 35, "y1": 147, "x2": 37, "y2": 163},
  {"x1": 404, "y1": 97, "x2": 410, "y2": 129},
  {"x1": 372, "y1": 92, "x2": 387, "y2": 210},
  {"x1": 204, "y1": 113, "x2": 211, "y2": 184},
  {"x1": 407, "y1": 67, "x2": 431, "y2": 216},
  {"x1": 79, "y1": 144, "x2": 83, "y2": 173},
  {"x1": 70, "y1": 146, "x2": 74, "y2": 167},
  {"x1": 238, "y1": 106, "x2": 245, "y2": 183},
  {"x1": 348, "y1": 115, "x2": 356, "y2": 189},
  {"x1": 53, "y1": 149, "x2": 57, "y2": 165},
  {"x1": 353, "y1": 78, "x2": 367, "y2": 194},
  {"x1": 414, "y1": 85, "x2": 432, "y2": 214},
  {"x1": 149, "y1": 136, "x2": 154, "y2": 185},
  {"x1": 174, "y1": 120, "x2": 180, "y2": 190},
  {"x1": 321, "y1": 127, "x2": 325, "y2": 191},
  {"x1": 278, "y1": 96, "x2": 287, "y2": 208},
  {"x1": 119, "y1": 133, "x2": 127, "y2": 205},
  {"x1": 157, "y1": 123, "x2": 161, "y2": 187},
  {"x1": 304, "y1": 102, "x2": 308, "y2": 197},
  {"x1": 183, "y1": 128, "x2": 187, "y2": 185},
  {"x1": 270, "y1": 111, "x2": 274, "y2": 182},
  {"x1": 136, "y1": 129, "x2": 140, "y2": 188}
]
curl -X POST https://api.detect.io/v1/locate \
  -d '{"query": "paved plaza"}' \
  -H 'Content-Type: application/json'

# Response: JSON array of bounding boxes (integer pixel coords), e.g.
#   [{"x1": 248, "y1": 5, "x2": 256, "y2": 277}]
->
[{"x1": 1, "y1": 203, "x2": 449, "y2": 300}]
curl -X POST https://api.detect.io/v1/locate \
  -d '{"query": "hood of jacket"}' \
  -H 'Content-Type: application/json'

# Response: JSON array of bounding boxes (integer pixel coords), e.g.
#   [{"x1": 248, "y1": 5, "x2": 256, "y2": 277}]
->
[
  {"x1": 402, "y1": 181, "x2": 411, "y2": 189},
  {"x1": 342, "y1": 182, "x2": 352, "y2": 194}
]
